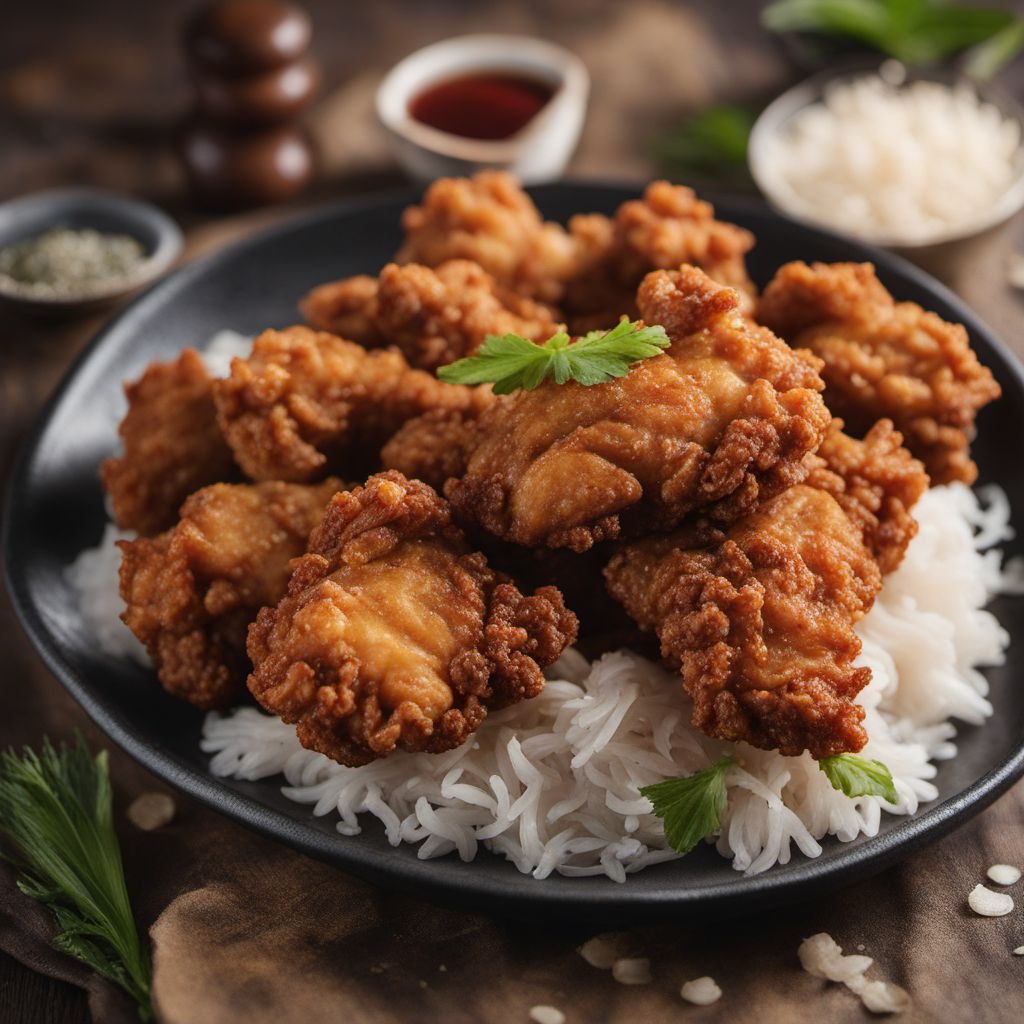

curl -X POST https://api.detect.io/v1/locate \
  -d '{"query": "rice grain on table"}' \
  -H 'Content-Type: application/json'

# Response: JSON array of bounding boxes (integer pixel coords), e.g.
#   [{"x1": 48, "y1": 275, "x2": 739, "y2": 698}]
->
[
  {"x1": 680, "y1": 976, "x2": 721, "y2": 1005},
  {"x1": 968, "y1": 884, "x2": 1014, "y2": 917},
  {"x1": 611, "y1": 957, "x2": 651, "y2": 985},
  {"x1": 986, "y1": 864, "x2": 1021, "y2": 885}
]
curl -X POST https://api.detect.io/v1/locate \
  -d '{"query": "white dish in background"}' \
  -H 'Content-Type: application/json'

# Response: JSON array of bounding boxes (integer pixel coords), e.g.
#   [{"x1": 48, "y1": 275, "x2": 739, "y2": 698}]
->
[
  {"x1": 748, "y1": 61, "x2": 1024, "y2": 251},
  {"x1": 375, "y1": 34, "x2": 589, "y2": 184}
]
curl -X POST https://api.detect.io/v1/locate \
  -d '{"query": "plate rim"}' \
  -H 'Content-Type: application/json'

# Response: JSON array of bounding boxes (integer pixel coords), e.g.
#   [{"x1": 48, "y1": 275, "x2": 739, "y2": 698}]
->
[{"x1": 5, "y1": 181, "x2": 1024, "y2": 922}]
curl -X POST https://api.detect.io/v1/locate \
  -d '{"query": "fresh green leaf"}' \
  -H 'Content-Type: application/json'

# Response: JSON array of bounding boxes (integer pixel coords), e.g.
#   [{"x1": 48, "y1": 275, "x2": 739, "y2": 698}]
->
[
  {"x1": 0, "y1": 736, "x2": 152, "y2": 1020},
  {"x1": 965, "y1": 17, "x2": 1024, "y2": 79},
  {"x1": 762, "y1": 0, "x2": 1019, "y2": 65},
  {"x1": 818, "y1": 753, "x2": 898, "y2": 802},
  {"x1": 437, "y1": 320, "x2": 670, "y2": 394},
  {"x1": 654, "y1": 104, "x2": 756, "y2": 182},
  {"x1": 639, "y1": 756, "x2": 734, "y2": 855}
]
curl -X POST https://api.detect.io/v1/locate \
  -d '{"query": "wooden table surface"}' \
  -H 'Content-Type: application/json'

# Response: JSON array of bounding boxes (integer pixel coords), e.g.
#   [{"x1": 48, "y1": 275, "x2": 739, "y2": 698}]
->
[{"x1": 2, "y1": 2, "x2": 1024, "y2": 1022}]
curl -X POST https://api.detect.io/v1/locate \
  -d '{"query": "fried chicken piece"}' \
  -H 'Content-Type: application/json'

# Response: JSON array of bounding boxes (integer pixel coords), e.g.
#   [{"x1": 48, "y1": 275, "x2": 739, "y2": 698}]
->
[
  {"x1": 563, "y1": 182, "x2": 757, "y2": 332},
  {"x1": 445, "y1": 266, "x2": 830, "y2": 552},
  {"x1": 302, "y1": 260, "x2": 560, "y2": 370},
  {"x1": 380, "y1": 407, "x2": 487, "y2": 491},
  {"x1": 810, "y1": 418, "x2": 928, "y2": 574},
  {"x1": 212, "y1": 326, "x2": 487, "y2": 483},
  {"x1": 300, "y1": 273, "x2": 384, "y2": 345},
  {"x1": 605, "y1": 485, "x2": 882, "y2": 758},
  {"x1": 100, "y1": 349, "x2": 236, "y2": 535},
  {"x1": 396, "y1": 171, "x2": 577, "y2": 305},
  {"x1": 756, "y1": 261, "x2": 1000, "y2": 484},
  {"x1": 118, "y1": 479, "x2": 340, "y2": 710},
  {"x1": 246, "y1": 472, "x2": 577, "y2": 766}
]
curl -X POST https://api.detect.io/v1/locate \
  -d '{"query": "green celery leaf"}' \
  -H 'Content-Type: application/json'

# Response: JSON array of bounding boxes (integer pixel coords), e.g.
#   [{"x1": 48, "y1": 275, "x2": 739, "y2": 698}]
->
[
  {"x1": 819, "y1": 753, "x2": 898, "y2": 802},
  {"x1": 639, "y1": 756, "x2": 735, "y2": 855}
]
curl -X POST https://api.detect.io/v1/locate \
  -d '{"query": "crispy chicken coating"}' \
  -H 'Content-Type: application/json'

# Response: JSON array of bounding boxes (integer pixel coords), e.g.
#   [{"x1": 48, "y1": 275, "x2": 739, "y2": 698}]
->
[
  {"x1": 604, "y1": 418, "x2": 927, "y2": 758},
  {"x1": 605, "y1": 485, "x2": 881, "y2": 759},
  {"x1": 396, "y1": 171, "x2": 577, "y2": 304},
  {"x1": 212, "y1": 326, "x2": 487, "y2": 483},
  {"x1": 100, "y1": 349, "x2": 236, "y2": 536},
  {"x1": 246, "y1": 472, "x2": 578, "y2": 766},
  {"x1": 756, "y1": 261, "x2": 1000, "y2": 484},
  {"x1": 118, "y1": 479, "x2": 340, "y2": 710},
  {"x1": 380, "y1": 407, "x2": 488, "y2": 491},
  {"x1": 445, "y1": 266, "x2": 830, "y2": 551},
  {"x1": 300, "y1": 273, "x2": 384, "y2": 345},
  {"x1": 302, "y1": 260, "x2": 560, "y2": 371},
  {"x1": 564, "y1": 181, "x2": 757, "y2": 331},
  {"x1": 810, "y1": 418, "x2": 928, "y2": 574}
]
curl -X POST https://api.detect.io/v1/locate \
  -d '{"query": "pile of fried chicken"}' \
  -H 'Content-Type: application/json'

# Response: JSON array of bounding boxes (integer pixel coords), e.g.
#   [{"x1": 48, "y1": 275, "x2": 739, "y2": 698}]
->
[{"x1": 102, "y1": 172, "x2": 1000, "y2": 768}]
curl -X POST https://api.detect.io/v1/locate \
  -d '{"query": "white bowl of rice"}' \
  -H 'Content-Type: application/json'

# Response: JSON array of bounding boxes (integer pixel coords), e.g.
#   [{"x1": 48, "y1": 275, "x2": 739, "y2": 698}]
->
[{"x1": 748, "y1": 61, "x2": 1024, "y2": 249}]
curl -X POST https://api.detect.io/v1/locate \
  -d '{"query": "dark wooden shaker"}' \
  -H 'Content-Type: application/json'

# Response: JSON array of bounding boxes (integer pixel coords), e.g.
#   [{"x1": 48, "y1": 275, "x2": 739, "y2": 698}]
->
[{"x1": 178, "y1": 0, "x2": 319, "y2": 208}]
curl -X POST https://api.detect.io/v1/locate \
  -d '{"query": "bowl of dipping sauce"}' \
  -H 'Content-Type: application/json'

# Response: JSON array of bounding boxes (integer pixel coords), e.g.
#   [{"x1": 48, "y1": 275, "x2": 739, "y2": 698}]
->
[
  {"x1": 376, "y1": 34, "x2": 589, "y2": 183},
  {"x1": 0, "y1": 189, "x2": 183, "y2": 318},
  {"x1": 748, "y1": 60, "x2": 1024, "y2": 250}
]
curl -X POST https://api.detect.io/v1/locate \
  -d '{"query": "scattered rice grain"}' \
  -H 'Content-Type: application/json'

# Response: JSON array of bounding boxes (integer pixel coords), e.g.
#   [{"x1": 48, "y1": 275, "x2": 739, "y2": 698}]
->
[
  {"x1": 577, "y1": 933, "x2": 633, "y2": 969},
  {"x1": 680, "y1": 976, "x2": 721, "y2": 1005},
  {"x1": 968, "y1": 883, "x2": 1014, "y2": 917},
  {"x1": 987, "y1": 864, "x2": 1021, "y2": 886},
  {"x1": 126, "y1": 792, "x2": 176, "y2": 831},
  {"x1": 528, "y1": 1007, "x2": 565, "y2": 1024},
  {"x1": 611, "y1": 957, "x2": 651, "y2": 985}
]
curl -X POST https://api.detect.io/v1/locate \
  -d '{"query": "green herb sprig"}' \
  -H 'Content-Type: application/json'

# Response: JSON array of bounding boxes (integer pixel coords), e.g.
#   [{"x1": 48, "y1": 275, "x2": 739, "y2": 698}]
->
[
  {"x1": 437, "y1": 320, "x2": 670, "y2": 395},
  {"x1": 819, "y1": 753, "x2": 898, "y2": 802},
  {"x1": 639, "y1": 756, "x2": 734, "y2": 855},
  {"x1": 0, "y1": 736, "x2": 152, "y2": 1020},
  {"x1": 762, "y1": 0, "x2": 1023, "y2": 75}
]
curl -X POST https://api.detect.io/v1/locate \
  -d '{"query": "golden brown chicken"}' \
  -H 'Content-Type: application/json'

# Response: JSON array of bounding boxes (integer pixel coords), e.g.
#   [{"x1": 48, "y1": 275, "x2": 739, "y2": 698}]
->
[
  {"x1": 212, "y1": 325, "x2": 490, "y2": 483},
  {"x1": 396, "y1": 171, "x2": 577, "y2": 305},
  {"x1": 756, "y1": 261, "x2": 1000, "y2": 485},
  {"x1": 604, "y1": 422, "x2": 927, "y2": 759},
  {"x1": 118, "y1": 479, "x2": 340, "y2": 710},
  {"x1": 810, "y1": 418, "x2": 928, "y2": 574},
  {"x1": 301, "y1": 259, "x2": 561, "y2": 370},
  {"x1": 564, "y1": 181, "x2": 756, "y2": 331},
  {"x1": 101, "y1": 349, "x2": 236, "y2": 536},
  {"x1": 246, "y1": 472, "x2": 578, "y2": 766},
  {"x1": 444, "y1": 266, "x2": 830, "y2": 551}
]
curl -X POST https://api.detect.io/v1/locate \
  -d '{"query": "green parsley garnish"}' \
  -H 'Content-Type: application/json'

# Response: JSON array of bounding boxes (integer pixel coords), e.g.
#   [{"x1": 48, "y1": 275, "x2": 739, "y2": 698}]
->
[
  {"x1": 762, "y1": 0, "x2": 1023, "y2": 72},
  {"x1": 639, "y1": 756, "x2": 735, "y2": 855},
  {"x1": 819, "y1": 753, "x2": 898, "y2": 803},
  {"x1": 436, "y1": 319, "x2": 670, "y2": 395},
  {"x1": 0, "y1": 736, "x2": 152, "y2": 1020}
]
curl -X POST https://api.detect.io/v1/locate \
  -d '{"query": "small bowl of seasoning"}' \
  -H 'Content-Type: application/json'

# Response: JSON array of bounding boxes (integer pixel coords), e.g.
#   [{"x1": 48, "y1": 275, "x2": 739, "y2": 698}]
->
[
  {"x1": 376, "y1": 34, "x2": 589, "y2": 183},
  {"x1": 0, "y1": 189, "x2": 183, "y2": 318},
  {"x1": 748, "y1": 60, "x2": 1024, "y2": 251}
]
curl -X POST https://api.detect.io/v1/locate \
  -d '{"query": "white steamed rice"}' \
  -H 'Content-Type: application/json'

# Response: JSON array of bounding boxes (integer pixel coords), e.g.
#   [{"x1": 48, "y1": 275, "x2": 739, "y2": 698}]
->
[{"x1": 69, "y1": 332, "x2": 1016, "y2": 881}]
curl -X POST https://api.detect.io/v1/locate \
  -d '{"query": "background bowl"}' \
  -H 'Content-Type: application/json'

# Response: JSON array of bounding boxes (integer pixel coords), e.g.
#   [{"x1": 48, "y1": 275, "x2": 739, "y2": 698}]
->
[
  {"x1": 748, "y1": 61, "x2": 1024, "y2": 251},
  {"x1": 375, "y1": 34, "x2": 589, "y2": 183},
  {"x1": 0, "y1": 188, "x2": 183, "y2": 319}
]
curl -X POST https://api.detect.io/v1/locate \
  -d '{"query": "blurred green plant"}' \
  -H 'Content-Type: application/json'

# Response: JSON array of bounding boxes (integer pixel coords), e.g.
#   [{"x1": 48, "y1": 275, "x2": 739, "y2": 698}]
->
[
  {"x1": 652, "y1": 104, "x2": 757, "y2": 185},
  {"x1": 762, "y1": 0, "x2": 1024, "y2": 75},
  {"x1": 0, "y1": 736, "x2": 152, "y2": 1020}
]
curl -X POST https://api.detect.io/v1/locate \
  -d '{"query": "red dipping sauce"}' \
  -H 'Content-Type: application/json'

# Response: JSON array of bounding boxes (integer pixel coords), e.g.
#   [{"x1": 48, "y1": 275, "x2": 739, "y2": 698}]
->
[{"x1": 409, "y1": 72, "x2": 555, "y2": 141}]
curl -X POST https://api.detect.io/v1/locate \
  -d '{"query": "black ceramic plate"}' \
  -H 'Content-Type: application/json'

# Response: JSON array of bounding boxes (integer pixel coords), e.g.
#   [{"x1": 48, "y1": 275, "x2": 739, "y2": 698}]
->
[{"x1": 5, "y1": 185, "x2": 1024, "y2": 924}]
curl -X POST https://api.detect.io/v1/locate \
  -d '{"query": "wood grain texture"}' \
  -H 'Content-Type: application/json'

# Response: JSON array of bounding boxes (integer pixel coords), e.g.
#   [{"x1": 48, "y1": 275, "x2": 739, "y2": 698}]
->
[{"x1": 2, "y1": 2, "x2": 1024, "y2": 1022}]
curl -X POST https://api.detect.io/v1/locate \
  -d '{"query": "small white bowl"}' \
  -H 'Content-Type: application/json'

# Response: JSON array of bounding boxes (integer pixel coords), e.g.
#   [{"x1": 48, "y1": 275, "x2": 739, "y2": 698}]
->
[
  {"x1": 748, "y1": 61, "x2": 1024, "y2": 251},
  {"x1": 376, "y1": 34, "x2": 589, "y2": 184}
]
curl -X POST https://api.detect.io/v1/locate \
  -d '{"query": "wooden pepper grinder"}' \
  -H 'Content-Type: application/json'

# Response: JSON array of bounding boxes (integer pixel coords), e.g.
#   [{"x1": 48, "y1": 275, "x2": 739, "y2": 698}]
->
[{"x1": 179, "y1": 0, "x2": 319, "y2": 208}]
